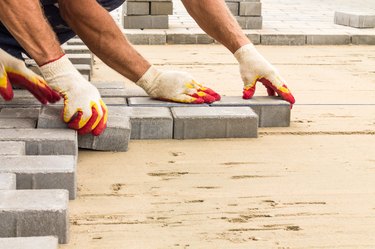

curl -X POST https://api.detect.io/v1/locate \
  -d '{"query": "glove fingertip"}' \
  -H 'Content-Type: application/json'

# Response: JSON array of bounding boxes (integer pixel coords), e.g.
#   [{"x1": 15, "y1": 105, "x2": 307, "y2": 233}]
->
[{"x1": 92, "y1": 104, "x2": 108, "y2": 136}]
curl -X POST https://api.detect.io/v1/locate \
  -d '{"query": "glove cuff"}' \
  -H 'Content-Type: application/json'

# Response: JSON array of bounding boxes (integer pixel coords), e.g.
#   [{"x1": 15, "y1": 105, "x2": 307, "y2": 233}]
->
[
  {"x1": 234, "y1": 43, "x2": 255, "y2": 63},
  {"x1": 135, "y1": 65, "x2": 160, "y2": 92},
  {"x1": 39, "y1": 54, "x2": 78, "y2": 81}
]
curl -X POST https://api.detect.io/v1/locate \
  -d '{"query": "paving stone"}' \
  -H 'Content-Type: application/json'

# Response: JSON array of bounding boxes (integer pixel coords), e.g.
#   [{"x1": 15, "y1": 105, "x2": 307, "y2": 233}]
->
[
  {"x1": 61, "y1": 45, "x2": 91, "y2": 54},
  {"x1": 78, "y1": 115, "x2": 131, "y2": 151},
  {"x1": 334, "y1": 11, "x2": 375, "y2": 28},
  {"x1": 124, "y1": 15, "x2": 169, "y2": 29},
  {"x1": 243, "y1": 31, "x2": 261, "y2": 44},
  {"x1": 102, "y1": 97, "x2": 127, "y2": 105},
  {"x1": 91, "y1": 81, "x2": 125, "y2": 89},
  {"x1": 167, "y1": 31, "x2": 215, "y2": 44},
  {"x1": 172, "y1": 106, "x2": 258, "y2": 139},
  {"x1": 66, "y1": 38, "x2": 84, "y2": 45},
  {"x1": 67, "y1": 54, "x2": 93, "y2": 66},
  {"x1": 128, "y1": 97, "x2": 209, "y2": 107},
  {"x1": 0, "y1": 118, "x2": 36, "y2": 129},
  {"x1": 125, "y1": 31, "x2": 167, "y2": 45},
  {"x1": 261, "y1": 34, "x2": 306, "y2": 45},
  {"x1": 98, "y1": 88, "x2": 128, "y2": 97},
  {"x1": 235, "y1": 16, "x2": 262, "y2": 29},
  {"x1": 37, "y1": 106, "x2": 66, "y2": 129},
  {"x1": 0, "y1": 155, "x2": 76, "y2": 199},
  {"x1": 151, "y1": 2, "x2": 173, "y2": 15},
  {"x1": 226, "y1": 2, "x2": 239, "y2": 16},
  {"x1": 124, "y1": 2, "x2": 150, "y2": 16},
  {"x1": 210, "y1": 96, "x2": 291, "y2": 127},
  {"x1": 352, "y1": 35, "x2": 375, "y2": 45},
  {"x1": 0, "y1": 107, "x2": 40, "y2": 119},
  {"x1": 109, "y1": 106, "x2": 173, "y2": 139},
  {"x1": 239, "y1": 2, "x2": 262, "y2": 16},
  {"x1": 0, "y1": 129, "x2": 77, "y2": 156},
  {"x1": 0, "y1": 142, "x2": 26, "y2": 156},
  {"x1": 0, "y1": 237, "x2": 58, "y2": 249},
  {"x1": 306, "y1": 34, "x2": 351, "y2": 45},
  {"x1": 0, "y1": 173, "x2": 16, "y2": 190},
  {"x1": 0, "y1": 97, "x2": 41, "y2": 107},
  {"x1": 0, "y1": 190, "x2": 69, "y2": 244}
]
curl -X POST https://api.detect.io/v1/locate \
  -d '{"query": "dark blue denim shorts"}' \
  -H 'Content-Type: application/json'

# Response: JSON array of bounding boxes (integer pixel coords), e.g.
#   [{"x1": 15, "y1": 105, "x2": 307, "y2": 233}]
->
[{"x1": 0, "y1": 0, "x2": 125, "y2": 59}]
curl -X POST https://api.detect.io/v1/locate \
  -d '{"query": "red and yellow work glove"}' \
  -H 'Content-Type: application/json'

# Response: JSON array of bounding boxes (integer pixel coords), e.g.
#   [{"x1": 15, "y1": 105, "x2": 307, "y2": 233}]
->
[
  {"x1": 234, "y1": 44, "x2": 295, "y2": 107},
  {"x1": 39, "y1": 55, "x2": 107, "y2": 136},
  {"x1": 136, "y1": 66, "x2": 221, "y2": 104},
  {"x1": 0, "y1": 48, "x2": 60, "y2": 104}
]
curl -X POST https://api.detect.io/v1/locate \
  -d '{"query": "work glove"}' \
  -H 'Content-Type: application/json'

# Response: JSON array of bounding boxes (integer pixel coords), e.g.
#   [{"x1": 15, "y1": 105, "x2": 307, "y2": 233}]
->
[
  {"x1": 39, "y1": 55, "x2": 107, "y2": 136},
  {"x1": 0, "y1": 48, "x2": 60, "y2": 103},
  {"x1": 136, "y1": 66, "x2": 221, "y2": 104},
  {"x1": 234, "y1": 44, "x2": 295, "y2": 107}
]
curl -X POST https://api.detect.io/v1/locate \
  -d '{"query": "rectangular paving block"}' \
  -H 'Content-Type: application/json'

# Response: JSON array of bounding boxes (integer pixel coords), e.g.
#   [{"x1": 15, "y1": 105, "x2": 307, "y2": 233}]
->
[
  {"x1": 0, "y1": 118, "x2": 36, "y2": 129},
  {"x1": 210, "y1": 96, "x2": 291, "y2": 127},
  {"x1": 0, "y1": 107, "x2": 40, "y2": 118},
  {"x1": 78, "y1": 115, "x2": 131, "y2": 151},
  {"x1": 0, "y1": 155, "x2": 76, "y2": 199},
  {"x1": 0, "y1": 97, "x2": 41, "y2": 107},
  {"x1": 102, "y1": 97, "x2": 127, "y2": 105},
  {"x1": 239, "y1": 2, "x2": 262, "y2": 16},
  {"x1": 226, "y1": 2, "x2": 239, "y2": 16},
  {"x1": 124, "y1": 15, "x2": 169, "y2": 29},
  {"x1": 172, "y1": 106, "x2": 258, "y2": 139},
  {"x1": 306, "y1": 34, "x2": 351, "y2": 45},
  {"x1": 0, "y1": 173, "x2": 16, "y2": 190},
  {"x1": 166, "y1": 31, "x2": 215, "y2": 44},
  {"x1": 109, "y1": 106, "x2": 173, "y2": 139},
  {"x1": 351, "y1": 35, "x2": 375, "y2": 45},
  {"x1": 98, "y1": 88, "x2": 128, "y2": 97},
  {"x1": 125, "y1": 30, "x2": 167, "y2": 45},
  {"x1": 235, "y1": 16, "x2": 262, "y2": 29},
  {"x1": 0, "y1": 237, "x2": 58, "y2": 249},
  {"x1": 0, "y1": 190, "x2": 69, "y2": 244},
  {"x1": 0, "y1": 129, "x2": 77, "y2": 156},
  {"x1": 151, "y1": 2, "x2": 173, "y2": 15},
  {"x1": 261, "y1": 34, "x2": 306, "y2": 45},
  {"x1": 0, "y1": 141, "x2": 25, "y2": 155},
  {"x1": 128, "y1": 97, "x2": 209, "y2": 107},
  {"x1": 124, "y1": 1, "x2": 150, "y2": 16},
  {"x1": 334, "y1": 11, "x2": 375, "y2": 28},
  {"x1": 61, "y1": 45, "x2": 90, "y2": 54}
]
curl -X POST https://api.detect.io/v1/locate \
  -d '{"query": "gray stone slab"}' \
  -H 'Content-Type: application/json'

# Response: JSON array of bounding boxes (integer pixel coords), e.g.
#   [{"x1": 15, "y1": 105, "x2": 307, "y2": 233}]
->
[
  {"x1": 128, "y1": 97, "x2": 209, "y2": 107},
  {"x1": 98, "y1": 88, "x2": 128, "y2": 97},
  {"x1": 0, "y1": 97, "x2": 41, "y2": 107},
  {"x1": 172, "y1": 106, "x2": 258, "y2": 139},
  {"x1": 261, "y1": 34, "x2": 306, "y2": 45},
  {"x1": 124, "y1": 15, "x2": 169, "y2": 29},
  {"x1": 78, "y1": 115, "x2": 131, "y2": 151},
  {"x1": 67, "y1": 54, "x2": 93, "y2": 66},
  {"x1": 306, "y1": 34, "x2": 351, "y2": 45},
  {"x1": 351, "y1": 35, "x2": 375, "y2": 45},
  {"x1": 210, "y1": 96, "x2": 291, "y2": 127},
  {"x1": 334, "y1": 11, "x2": 375, "y2": 28},
  {"x1": 239, "y1": 2, "x2": 262, "y2": 16},
  {"x1": 226, "y1": 2, "x2": 239, "y2": 16},
  {"x1": 126, "y1": 32, "x2": 167, "y2": 45},
  {"x1": 61, "y1": 45, "x2": 90, "y2": 54},
  {"x1": 0, "y1": 118, "x2": 36, "y2": 129},
  {"x1": 0, "y1": 190, "x2": 69, "y2": 244},
  {"x1": 0, "y1": 155, "x2": 76, "y2": 199},
  {"x1": 0, "y1": 129, "x2": 77, "y2": 156},
  {"x1": 124, "y1": 1, "x2": 150, "y2": 16},
  {"x1": 0, "y1": 141, "x2": 25, "y2": 155},
  {"x1": 150, "y1": 2, "x2": 173, "y2": 15},
  {"x1": 235, "y1": 16, "x2": 262, "y2": 29},
  {"x1": 167, "y1": 32, "x2": 215, "y2": 44},
  {"x1": 37, "y1": 106, "x2": 66, "y2": 129},
  {"x1": 0, "y1": 173, "x2": 16, "y2": 190},
  {"x1": 109, "y1": 106, "x2": 173, "y2": 139},
  {"x1": 0, "y1": 107, "x2": 40, "y2": 119},
  {"x1": 0, "y1": 237, "x2": 58, "y2": 249},
  {"x1": 102, "y1": 97, "x2": 127, "y2": 106},
  {"x1": 91, "y1": 81, "x2": 125, "y2": 89}
]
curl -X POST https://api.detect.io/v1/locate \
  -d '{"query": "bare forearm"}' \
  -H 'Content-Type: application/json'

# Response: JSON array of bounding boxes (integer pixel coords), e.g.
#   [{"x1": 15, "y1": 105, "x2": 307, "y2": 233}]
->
[
  {"x1": 0, "y1": 0, "x2": 63, "y2": 65},
  {"x1": 182, "y1": 0, "x2": 250, "y2": 53},
  {"x1": 59, "y1": 0, "x2": 151, "y2": 82}
]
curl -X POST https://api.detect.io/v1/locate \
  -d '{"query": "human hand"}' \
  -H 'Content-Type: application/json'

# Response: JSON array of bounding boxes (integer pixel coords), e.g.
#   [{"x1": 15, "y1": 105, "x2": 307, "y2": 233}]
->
[
  {"x1": 39, "y1": 55, "x2": 107, "y2": 136},
  {"x1": 136, "y1": 66, "x2": 221, "y2": 104},
  {"x1": 0, "y1": 48, "x2": 60, "y2": 103},
  {"x1": 234, "y1": 44, "x2": 295, "y2": 107}
]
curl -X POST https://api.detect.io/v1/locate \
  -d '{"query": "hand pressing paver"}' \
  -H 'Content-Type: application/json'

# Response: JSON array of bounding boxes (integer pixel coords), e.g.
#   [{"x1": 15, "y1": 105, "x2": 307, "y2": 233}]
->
[
  {"x1": 0, "y1": 173, "x2": 16, "y2": 190},
  {"x1": 210, "y1": 96, "x2": 291, "y2": 127},
  {"x1": 0, "y1": 155, "x2": 76, "y2": 199},
  {"x1": 128, "y1": 97, "x2": 209, "y2": 107},
  {"x1": 0, "y1": 237, "x2": 58, "y2": 249},
  {"x1": 0, "y1": 129, "x2": 77, "y2": 156},
  {"x1": 172, "y1": 106, "x2": 258, "y2": 139},
  {"x1": 109, "y1": 106, "x2": 173, "y2": 139},
  {"x1": 0, "y1": 141, "x2": 25, "y2": 155},
  {"x1": 0, "y1": 190, "x2": 69, "y2": 244}
]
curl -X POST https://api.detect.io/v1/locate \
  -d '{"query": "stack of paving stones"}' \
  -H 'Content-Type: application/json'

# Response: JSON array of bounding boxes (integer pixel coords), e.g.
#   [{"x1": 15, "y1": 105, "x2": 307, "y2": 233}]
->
[
  {"x1": 123, "y1": 0, "x2": 173, "y2": 29},
  {"x1": 334, "y1": 11, "x2": 375, "y2": 29},
  {"x1": 225, "y1": 0, "x2": 262, "y2": 29},
  {"x1": 24, "y1": 37, "x2": 94, "y2": 81},
  {"x1": 0, "y1": 80, "x2": 290, "y2": 246}
]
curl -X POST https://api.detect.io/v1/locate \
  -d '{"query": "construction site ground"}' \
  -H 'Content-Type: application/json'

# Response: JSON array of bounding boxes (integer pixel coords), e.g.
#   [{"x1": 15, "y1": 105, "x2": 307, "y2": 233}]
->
[{"x1": 61, "y1": 45, "x2": 375, "y2": 249}]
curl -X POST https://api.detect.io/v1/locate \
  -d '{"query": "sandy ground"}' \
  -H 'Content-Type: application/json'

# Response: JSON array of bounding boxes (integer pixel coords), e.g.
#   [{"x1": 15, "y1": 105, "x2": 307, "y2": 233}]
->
[{"x1": 61, "y1": 45, "x2": 375, "y2": 249}]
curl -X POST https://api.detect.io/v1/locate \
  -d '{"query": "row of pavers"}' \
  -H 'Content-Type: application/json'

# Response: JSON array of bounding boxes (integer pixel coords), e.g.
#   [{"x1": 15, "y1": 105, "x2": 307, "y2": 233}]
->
[{"x1": 0, "y1": 81, "x2": 290, "y2": 246}]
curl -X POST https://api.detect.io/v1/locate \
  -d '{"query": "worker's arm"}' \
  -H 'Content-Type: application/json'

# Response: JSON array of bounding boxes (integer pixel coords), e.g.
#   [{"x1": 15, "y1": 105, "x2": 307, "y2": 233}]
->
[
  {"x1": 57, "y1": 0, "x2": 220, "y2": 104},
  {"x1": 0, "y1": 0, "x2": 107, "y2": 135},
  {"x1": 182, "y1": 0, "x2": 295, "y2": 106}
]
